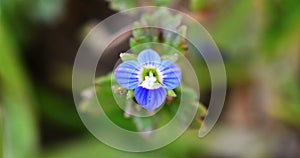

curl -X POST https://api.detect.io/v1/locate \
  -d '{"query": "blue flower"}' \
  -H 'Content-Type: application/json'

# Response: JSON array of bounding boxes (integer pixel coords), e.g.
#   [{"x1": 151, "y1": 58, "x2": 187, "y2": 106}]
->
[{"x1": 114, "y1": 49, "x2": 182, "y2": 111}]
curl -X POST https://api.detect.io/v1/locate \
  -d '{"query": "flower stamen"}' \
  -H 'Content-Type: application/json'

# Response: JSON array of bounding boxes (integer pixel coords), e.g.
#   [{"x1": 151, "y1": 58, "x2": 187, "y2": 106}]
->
[{"x1": 141, "y1": 71, "x2": 161, "y2": 89}]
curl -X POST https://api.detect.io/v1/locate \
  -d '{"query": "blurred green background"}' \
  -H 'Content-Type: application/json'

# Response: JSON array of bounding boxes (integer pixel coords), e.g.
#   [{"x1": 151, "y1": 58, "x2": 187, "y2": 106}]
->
[{"x1": 1, "y1": 0, "x2": 300, "y2": 157}]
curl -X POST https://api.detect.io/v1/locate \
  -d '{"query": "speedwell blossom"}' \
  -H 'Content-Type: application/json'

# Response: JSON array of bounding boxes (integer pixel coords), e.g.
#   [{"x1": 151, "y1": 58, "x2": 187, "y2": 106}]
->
[{"x1": 114, "y1": 49, "x2": 182, "y2": 111}]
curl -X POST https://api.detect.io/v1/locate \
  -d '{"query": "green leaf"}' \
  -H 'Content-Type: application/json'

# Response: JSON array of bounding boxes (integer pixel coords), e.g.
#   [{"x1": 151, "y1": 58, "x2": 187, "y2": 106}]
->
[
  {"x1": 132, "y1": 22, "x2": 145, "y2": 39},
  {"x1": 95, "y1": 72, "x2": 113, "y2": 85},
  {"x1": 168, "y1": 85, "x2": 204, "y2": 127},
  {"x1": 141, "y1": 14, "x2": 154, "y2": 26},
  {"x1": 129, "y1": 38, "x2": 138, "y2": 51},
  {"x1": 133, "y1": 117, "x2": 156, "y2": 132},
  {"x1": 130, "y1": 42, "x2": 153, "y2": 54},
  {"x1": 90, "y1": 74, "x2": 136, "y2": 130}
]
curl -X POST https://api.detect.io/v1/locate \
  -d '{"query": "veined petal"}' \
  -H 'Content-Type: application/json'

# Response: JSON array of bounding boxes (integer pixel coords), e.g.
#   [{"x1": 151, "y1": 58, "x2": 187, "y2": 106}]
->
[
  {"x1": 158, "y1": 60, "x2": 182, "y2": 89},
  {"x1": 134, "y1": 86, "x2": 167, "y2": 111},
  {"x1": 138, "y1": 49, "x2": 161, "y2": 65},
  {"x1": 114, "y1": 61, "x2": 141, "y2": 89}
]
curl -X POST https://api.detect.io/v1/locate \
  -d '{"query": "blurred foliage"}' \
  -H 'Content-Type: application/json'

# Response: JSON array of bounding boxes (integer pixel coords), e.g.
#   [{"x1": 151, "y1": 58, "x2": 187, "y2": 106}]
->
[
  {"x1": 34, "y1": 86, "x2": 84, "y2": 130},
  {"x1": 0, "y1": 0, "x2": 65, "y2": 157},
  {"x1": 106, "y1": 0, "x2": 174, "y2": 11},
  {"x1": 0, "y1": 18, "x2": 38, "y2": 158},
  {"x1": 1, "y1": 0, "x2": 66, "y2": 44},
  {"x1": 41, "y1": 130, "x2": 206, "y2": 158},
  {"x1": 153, "y1": 0, "x2": 173, "y2": 6},
  {"x1": 189, "y1": 0, "x2": 204, "y2": 11},
  {"x1": 1, "y1": 0, "x2": 300, "y2": 157},
  {"x1": 263, "y1": 0, "x2": 300, "y2": 59},
  {"x1": 130, "y1": 8, "x2": 188, "y2": 54},
  {"x1": 107, "y1": 0, "x2": 138, "y2": 11}
]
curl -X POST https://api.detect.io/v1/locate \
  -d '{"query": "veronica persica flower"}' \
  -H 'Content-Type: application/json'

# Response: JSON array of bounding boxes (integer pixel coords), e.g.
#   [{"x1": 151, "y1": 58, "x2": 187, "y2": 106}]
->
[{"x1": 114, "y1": 49, "x2": 182, "y2": 111}]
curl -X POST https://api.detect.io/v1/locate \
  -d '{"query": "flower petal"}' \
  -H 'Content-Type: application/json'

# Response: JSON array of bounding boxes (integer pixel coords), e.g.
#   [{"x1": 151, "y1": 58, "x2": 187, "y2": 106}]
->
[
  {"x1": 137, "y1": 49, "x2": 161, "y2": 65},
  {"x1": 158, "y1": 60, "x2": 182, "y2": 89},
  {"x1": 114, "y1": 61, "x2": 141, "y2": 89},
  {"x1": 134, "y1": 86, "x2": 167, "y2": 111}
]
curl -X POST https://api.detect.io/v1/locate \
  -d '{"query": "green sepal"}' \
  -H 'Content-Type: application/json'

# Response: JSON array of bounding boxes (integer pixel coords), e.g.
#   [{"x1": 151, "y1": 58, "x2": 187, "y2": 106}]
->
[
  {"x1": 167, "y1": 89, "x2": 177, "y2": 97},
  {"x1": 126, "y1": 90, "x2": 134, "y2": 99}
]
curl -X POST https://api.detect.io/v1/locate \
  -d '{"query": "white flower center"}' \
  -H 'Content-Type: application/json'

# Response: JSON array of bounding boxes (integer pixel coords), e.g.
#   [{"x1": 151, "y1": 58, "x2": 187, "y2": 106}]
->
[{"x1": 140, "y1": 71, "x2": 161, "y2": 89}]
